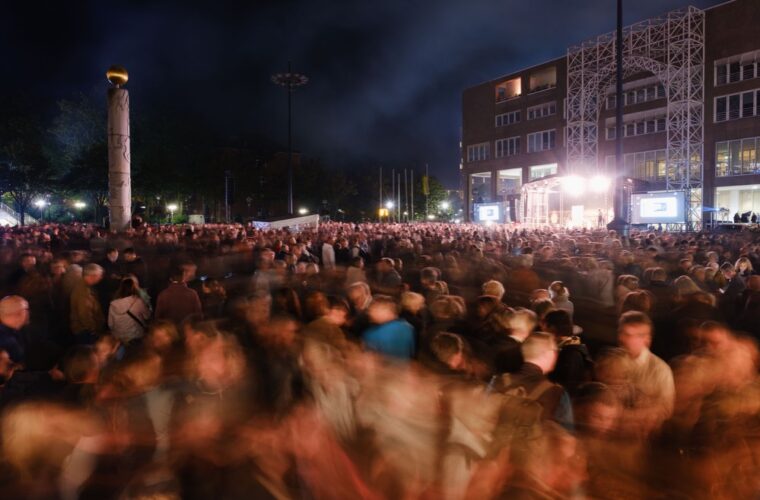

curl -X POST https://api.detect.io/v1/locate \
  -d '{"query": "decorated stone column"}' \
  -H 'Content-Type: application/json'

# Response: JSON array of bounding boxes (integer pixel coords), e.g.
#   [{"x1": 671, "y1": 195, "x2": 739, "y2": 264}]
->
[{"x1": 106, "y1": 65, "x2": 131, "y2": 231}]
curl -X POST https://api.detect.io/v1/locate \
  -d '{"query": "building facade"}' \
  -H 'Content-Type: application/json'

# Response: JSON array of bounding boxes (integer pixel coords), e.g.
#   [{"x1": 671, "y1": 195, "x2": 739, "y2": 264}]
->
[{"x1": 461, "y1": 0, "x2": 760, "y2": 226}]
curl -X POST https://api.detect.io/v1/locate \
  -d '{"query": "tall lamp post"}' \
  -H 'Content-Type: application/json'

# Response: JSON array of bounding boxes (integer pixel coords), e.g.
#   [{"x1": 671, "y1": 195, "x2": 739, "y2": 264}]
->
[
  {"x1": 272, "y1": 62, "x2": 308, "y2": 216},
  {"x1": 607, "y1": 0, "x2": 629, "y2": 236}
]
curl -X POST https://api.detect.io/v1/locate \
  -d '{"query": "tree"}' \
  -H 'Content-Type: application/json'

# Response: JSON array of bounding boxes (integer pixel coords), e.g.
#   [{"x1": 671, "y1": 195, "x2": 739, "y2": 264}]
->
[
  {"x1": 0, "y1": 96, "x2": 55, "y2": 225},
  {"x1": 50, "y1": 93, "x2": 110, "y2": 222}
]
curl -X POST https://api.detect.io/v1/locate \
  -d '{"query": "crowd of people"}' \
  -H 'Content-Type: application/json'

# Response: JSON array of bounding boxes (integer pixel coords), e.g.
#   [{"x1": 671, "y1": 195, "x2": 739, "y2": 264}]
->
[{"x1": 1, "y1": 220, "x2": 760, "y2": 499}]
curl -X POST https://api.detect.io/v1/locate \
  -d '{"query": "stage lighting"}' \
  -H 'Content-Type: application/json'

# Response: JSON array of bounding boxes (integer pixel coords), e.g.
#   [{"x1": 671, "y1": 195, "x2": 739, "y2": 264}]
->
[
  {"x1": 561, "y1": 175, "x2": 586, "y2": 196},
  {"x1": 590, "y1": 175, "x2": 611, "y2": 193}
]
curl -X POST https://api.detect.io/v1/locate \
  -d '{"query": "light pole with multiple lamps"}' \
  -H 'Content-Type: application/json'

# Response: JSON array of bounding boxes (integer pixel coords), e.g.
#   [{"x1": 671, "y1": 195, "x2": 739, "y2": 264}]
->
[{"x1": 272, "y1": 62, "x2": 308, "y2": 216}]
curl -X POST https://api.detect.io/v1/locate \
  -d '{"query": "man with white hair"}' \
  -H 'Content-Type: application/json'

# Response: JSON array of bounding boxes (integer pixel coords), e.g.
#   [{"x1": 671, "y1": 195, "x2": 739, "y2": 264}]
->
[
  {"x1": 0, "y1": 296, "x2": 29, "y2": 363},
  {"x1": 481, "y1": 280, "x2": 505, "y2": 301}
]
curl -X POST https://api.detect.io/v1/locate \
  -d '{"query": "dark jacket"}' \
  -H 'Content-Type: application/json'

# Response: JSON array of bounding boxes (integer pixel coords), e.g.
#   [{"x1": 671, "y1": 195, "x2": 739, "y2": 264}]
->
[
  {"x1": 155, "y1": 282, "x2": 202, "y2": 325},
  {"x1": 0, "y1": 323, "x2": 25, "y2": 364}
]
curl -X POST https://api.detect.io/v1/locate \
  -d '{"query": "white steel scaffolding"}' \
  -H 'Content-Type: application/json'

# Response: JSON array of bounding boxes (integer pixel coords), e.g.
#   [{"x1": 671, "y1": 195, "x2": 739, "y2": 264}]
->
[{"x1": 565, "y1": 6, "x2": 705, "y2": 229}]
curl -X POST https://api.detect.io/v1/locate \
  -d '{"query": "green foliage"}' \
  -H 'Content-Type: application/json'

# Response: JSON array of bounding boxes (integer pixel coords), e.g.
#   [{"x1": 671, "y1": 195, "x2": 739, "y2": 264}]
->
[{"x1": 0, "y1": 96, "x2": 56, "y2": 225}]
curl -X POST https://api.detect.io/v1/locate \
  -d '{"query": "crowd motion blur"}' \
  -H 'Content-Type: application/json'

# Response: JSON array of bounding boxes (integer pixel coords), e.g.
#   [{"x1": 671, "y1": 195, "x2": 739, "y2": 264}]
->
[{"x1": 0, "y1": 221, "x2": 760, "y2": 499}]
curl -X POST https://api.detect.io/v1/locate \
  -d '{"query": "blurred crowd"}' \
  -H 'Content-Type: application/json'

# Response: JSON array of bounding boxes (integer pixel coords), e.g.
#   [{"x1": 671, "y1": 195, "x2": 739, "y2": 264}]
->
[{"x1": 1, "y1": 221, "x2": 760, "y2": 499}]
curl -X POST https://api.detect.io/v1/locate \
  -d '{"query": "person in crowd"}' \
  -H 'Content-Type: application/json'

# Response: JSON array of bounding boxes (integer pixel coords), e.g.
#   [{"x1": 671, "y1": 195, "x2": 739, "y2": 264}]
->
[
  {"x1": 303, "y1": 295, "x2": 350, "y2": 351},
  {"x1": 344, "y1": 256, "x2": 367, "y2": 286},
  {"x1": 362, "y1": 295, "x2": 415, "y2": 360},
  {"x1": 0, "y1": 296, "x2": 29, "y2": 364},
  {"x1": 108, "y1": 276, "x2": 151, "y2": 345},
  {"x1": 616, "y1": 311, "x2": 675, "y2": 435},
  {"x1": 122, "y1": 247, "x2": 148, "y2": 288},
  {"x1": 373, "y1": 257, "x2": 402, "y2": 295},
  {"x1": 549, "y1": 281, "x2": 574, "y2": 321},
  {"x1": 4, "y1": 221, "x2": 760, "y2": 498},
  {"x1": 489, "y1": 307, "x2": 536, "y2": 375},
  {"x1": 155, "y1": 264, "x2": 203, "y2": 325},
  {"x1": 543, "y1": 309, "x2": 592, "y2": 395},
  {"x1": 497, "y1": 332, "x2": 574, "y2": 429},
  {"x1": 69, "y1": 263, "x2": 106, "y2": 344},
  {"x1": 481, "y1": 279, "x2": 505, "y2": 301}
]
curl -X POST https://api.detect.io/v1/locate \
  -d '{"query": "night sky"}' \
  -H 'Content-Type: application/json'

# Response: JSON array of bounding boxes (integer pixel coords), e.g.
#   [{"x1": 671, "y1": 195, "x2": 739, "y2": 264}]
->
[{"x1": 1, "y1": 0, "x2": 719, "y2": 187}]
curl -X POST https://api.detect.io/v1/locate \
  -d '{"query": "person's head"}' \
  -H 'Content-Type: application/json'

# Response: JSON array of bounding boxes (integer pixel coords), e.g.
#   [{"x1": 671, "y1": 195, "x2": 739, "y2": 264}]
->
[
  {"x1": 617, "y1": 275, "x2": 639, "y2": 291},
  {"x1": 531, "y1": 298, "x2": 556, "y2": 321},
  {"x1": 105, "y1": 247, "x2": 118, "y2": 263},
  {"x1": 620, "y1": 290, "x2": 652, "y2": 314},
  {"x1": 82, "y1": 263, "x2": 104, "y2": 286},
  {"x1": 122, "y1": 247, "x2": 137, "y2": 262},
  {"x1": 368, "y1": 295, "x2": 399, "y2": 325},
  {"x1": 62, "y1": 345, "x2": 99, "y2": 384},
  {"x1": 542, "y1": 309, "x2": 575, "y2": 339},
  {"x1": 720, "y1": 262, "x2": 736, "y2": 279},
  {"x1": 324, "y1": 295, "x2": 350, "y2": 326},
  {"x1": 182, "y1": 317, "x2": 220, "y2": 355},
  {"x1": 114, "y1": 277, "x2": 139, "y2": 299},
  {"x1": 49, "y1": 258, "x2": 67, "y2": 278},
  {"x1": 429, "y1": 295, "x2": 466, "y2": 322},
  {"x1": 430, "y1": 332, "x2": 468, "y2": 371},
  {"x1": 94, "y1": 334, "x2": 120, "y2": 367},
  {"x1": 690, "y1": 265, "x2": 706, "y2": 283},
  {"x1": 679, "y1": 258, "x2": 693, "y2": 272},
  {"x1": 573, "y1": 382, "x2": 622, "y2": 437},
  {"x1": 147, "y1": 320, "x2": 180, "y2": 353},
  {"x1": 420, "y1": 267, "x2": 440, "y2": 288},
  {"x1": 549, "y1": 281, "x2": 570, "y2": 300},
  {"x1": 594, "y1": 348, "x2": 634, "y2": 388},
  {"x1": 400, "y1": 291, "x2": 425, "y2": 315},
  {"x1": 651, "y1": 267, "x2": 667, "y2": 283},
  {"x1": 195, "y1": 334, "x2": 246, "y2": 392},
  {"x1": 377, "y1": 258, "x2": 395, "y2": 273},
  {"x1": 19, "y1": 253, "x2": 36, "y2": 272},
  {"x1": 617, "y1": 311, "x2": 653, "y2": 358},
  {"x1": 673, "y1": 275, "x2": 700, "y2": 299},
  {"x1": 530, "y1": 289, "x2": 551, "y2": 302},
  {"x1": 0, "y1": 296, "x2": 30, "y2": 330},
  {"x1": 521, "y1": 332, "x2": 559, "y2": 374},
  {"x1": 260, "y1": 314, "x2": 299, "y2": 349},
  {"x1": 735, "y1": 257, "x2": 753, "y2": 274},
  {"x1": 501, "y1": 308, "x2": 537, "y2": 341},
  {"x1": 481, "y1": 280, "x2": 505, "y2": 300},
  {"x1": 698, "y1": 321, "x2": 733, "y2": 354},
  {"x1": 346, "y1": 281, "x2": 371, "y2": 310}
]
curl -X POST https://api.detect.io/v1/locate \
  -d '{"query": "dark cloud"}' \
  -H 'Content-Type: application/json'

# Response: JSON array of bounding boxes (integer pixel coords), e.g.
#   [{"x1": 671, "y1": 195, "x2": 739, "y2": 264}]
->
[{"x1": 1, "y1": 0, "x2": 719, "y2": 186}]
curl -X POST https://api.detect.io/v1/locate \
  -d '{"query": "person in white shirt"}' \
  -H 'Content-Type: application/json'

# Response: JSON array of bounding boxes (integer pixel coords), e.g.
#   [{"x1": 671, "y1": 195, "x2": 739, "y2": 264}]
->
[
  {"x1": 321, "y1": 237, "x2": 336, "y2": 270},
  {"x1": 617, "y1": 311, "x2": 675, "y2": 435},
  {"x1": 108, "y1": 277, "x2": 151, "y2": 344}
]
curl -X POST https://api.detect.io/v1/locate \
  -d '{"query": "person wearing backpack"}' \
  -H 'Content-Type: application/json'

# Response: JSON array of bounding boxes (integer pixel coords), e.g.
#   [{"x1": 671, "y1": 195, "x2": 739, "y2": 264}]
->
[
  {"x1": 108, "y1": 277, "x2": 151, "y2": 345},
  {"x1": 497, "y1": 332, "x2": 574, "y2": 430},
  {"x1": 543, "y1": 309, "x2": 593, "y2": 396}
]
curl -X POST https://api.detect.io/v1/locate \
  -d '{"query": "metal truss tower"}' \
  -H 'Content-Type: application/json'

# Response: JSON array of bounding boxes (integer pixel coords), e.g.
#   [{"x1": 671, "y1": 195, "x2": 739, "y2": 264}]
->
[{"x1": 566, "y1": 7, "x2": 705, "y2": 229}]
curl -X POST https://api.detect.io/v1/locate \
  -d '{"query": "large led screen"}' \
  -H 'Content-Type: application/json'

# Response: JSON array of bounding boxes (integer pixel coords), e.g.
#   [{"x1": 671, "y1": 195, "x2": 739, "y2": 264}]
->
[
  {"x1": 631, "y1": 191, "x2": 686, "y2": 224},
  {"x1": 474, "y1": 203, "x2": 502, "y2": 223}
]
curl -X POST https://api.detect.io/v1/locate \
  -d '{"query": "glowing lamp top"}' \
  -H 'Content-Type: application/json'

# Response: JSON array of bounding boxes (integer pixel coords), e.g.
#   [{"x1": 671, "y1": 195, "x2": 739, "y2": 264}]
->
[{"x1": 106, "y1": 65, "x2": 129, "y2": 87}]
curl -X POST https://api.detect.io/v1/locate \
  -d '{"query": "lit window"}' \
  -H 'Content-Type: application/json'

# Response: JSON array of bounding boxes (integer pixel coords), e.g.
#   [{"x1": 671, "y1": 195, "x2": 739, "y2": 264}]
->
[
  {"x1": 529, "y1": 67, "x2": 557, "y2": 93},
  {"x1": 495, "y1": 78, "x2": 521, "y2": 101}
]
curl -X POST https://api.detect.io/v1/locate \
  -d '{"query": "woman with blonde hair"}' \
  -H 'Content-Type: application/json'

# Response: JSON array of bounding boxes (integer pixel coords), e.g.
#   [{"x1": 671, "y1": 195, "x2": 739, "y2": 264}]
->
[{"x1": 734, "y1": 256, "x2": 754, "y2": 279}]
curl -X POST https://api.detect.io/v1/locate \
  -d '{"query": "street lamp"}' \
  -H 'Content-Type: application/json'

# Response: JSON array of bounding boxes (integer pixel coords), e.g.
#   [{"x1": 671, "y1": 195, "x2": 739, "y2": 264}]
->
[
  {"x1": 439, "y1": 201, "x2": 450, "y2": 211},
  {"x1": 272, "y1": 62, "x2": 309, "y2": 216},
  {"x1": 385, "y1": 201, "x2": 394, "y2": 209},
  {"x1": 298, "y1": 207, "x2": 308, "y2": 215},
  {"x1": 34, "y1": 199, "x2": 48, "y2": 222},
  {"x1": 167, "y1": 203, "x2": 178, "y2": 224},
  {"x1": 74, "y1": 201, "x2": 86, "y2": 209}
]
